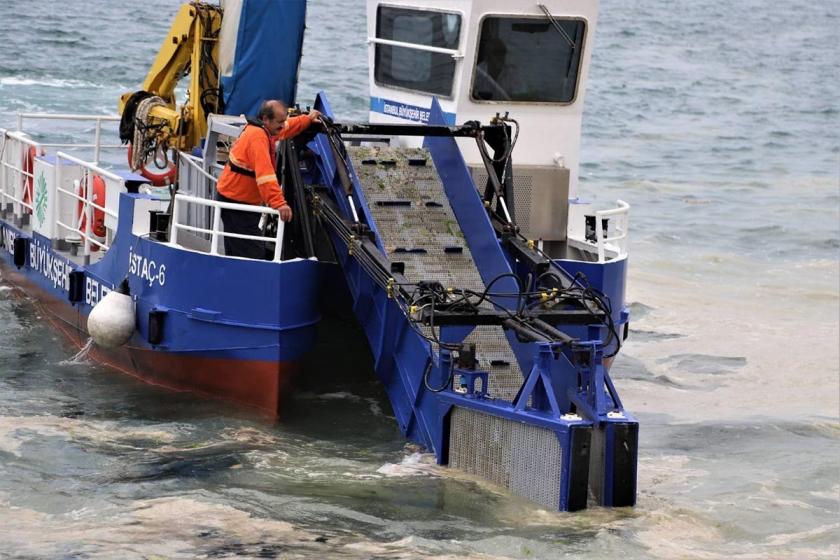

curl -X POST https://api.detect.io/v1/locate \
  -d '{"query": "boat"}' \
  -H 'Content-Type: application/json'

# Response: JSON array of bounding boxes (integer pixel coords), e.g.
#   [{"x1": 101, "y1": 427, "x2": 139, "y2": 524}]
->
[
  {"x1": 0, "y1": 0, "x2": 637, "y2": 511},
  {"x1": 0, "y1": 2, "x2": 318, "y2": 415}
]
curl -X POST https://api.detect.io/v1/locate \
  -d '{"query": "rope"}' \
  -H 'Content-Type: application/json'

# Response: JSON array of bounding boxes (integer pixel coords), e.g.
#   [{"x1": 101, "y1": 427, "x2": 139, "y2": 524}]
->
[{"x1": 131, "y1": 96, "x2": 167, "y2": 171}]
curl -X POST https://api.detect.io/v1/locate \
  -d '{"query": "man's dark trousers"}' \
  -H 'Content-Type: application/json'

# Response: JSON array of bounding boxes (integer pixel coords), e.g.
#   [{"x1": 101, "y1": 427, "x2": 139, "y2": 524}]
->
[{"x1": 216, "y1": 192, "x2": 265, "y2": 259}]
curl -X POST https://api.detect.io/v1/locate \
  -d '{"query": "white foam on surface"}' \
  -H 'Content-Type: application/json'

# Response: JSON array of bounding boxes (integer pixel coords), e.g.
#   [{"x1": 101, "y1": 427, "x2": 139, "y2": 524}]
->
[
  {"x1": 58, "y1": 338, "x2": 94, "y2": 366},
  {"x1": 0, "y1": 76, "x2": 106, "y2": 89},
  {"x1": 0, "y1": 415, "x2": 177, "y2": 457},
  {"x1": 376, "y1": 452, "x2": 439, "y2": 477}
]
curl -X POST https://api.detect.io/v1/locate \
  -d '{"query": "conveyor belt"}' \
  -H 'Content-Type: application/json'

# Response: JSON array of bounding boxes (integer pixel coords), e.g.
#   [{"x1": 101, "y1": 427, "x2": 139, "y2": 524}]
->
[{"x1": 349, "y1": 145, "x2": 524, "y2": 401}]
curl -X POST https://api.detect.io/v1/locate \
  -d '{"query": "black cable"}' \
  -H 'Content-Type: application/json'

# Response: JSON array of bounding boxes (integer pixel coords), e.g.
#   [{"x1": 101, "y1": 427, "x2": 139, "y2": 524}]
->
[
  {"x1": 423, "y1": 356, "x2": 455, "y2": 393},
  {"x1": 467, "y1": 272, "x2": 522, "y2": 310},
  {"x1": 519, "y1": 272, "x2": 533, "y2": 315},
  {"x1": 312, "y1": 118, "x2": 605, "y2": 354},
  {"x1": 519, "y1": 232, "x2": 624, "y2": 355},
  {"x1": 321, "y1": 209, "x2": 464, "y2": 352},
  {"x1": 194, "y1": 5, "x2": 222, "y2": 116},
  {"x1": 494, "y1": 117, "x2": 520, "y2": 165}
]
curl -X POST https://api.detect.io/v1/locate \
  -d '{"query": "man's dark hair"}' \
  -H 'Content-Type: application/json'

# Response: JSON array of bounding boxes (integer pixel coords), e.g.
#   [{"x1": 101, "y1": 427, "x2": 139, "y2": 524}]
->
[{"x1": 257, "y1": 100, "x2": 288, "y2": 121}]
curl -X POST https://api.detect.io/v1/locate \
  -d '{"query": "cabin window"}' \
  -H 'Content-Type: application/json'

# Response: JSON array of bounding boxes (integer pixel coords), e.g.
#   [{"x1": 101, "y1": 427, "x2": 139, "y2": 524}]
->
[
  {"x1": 471, "y1": 16, "x2": 585, "y2": 103},
  {"x1": 374, "y1": 7, "x2": 461, "y2": 97}
]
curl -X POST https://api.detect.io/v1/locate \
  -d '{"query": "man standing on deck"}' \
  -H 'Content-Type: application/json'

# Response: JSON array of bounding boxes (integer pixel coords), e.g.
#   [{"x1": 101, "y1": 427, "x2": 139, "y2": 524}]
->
[{"x1": 216, "y1": 99, "x2": 321, "y2": 259}]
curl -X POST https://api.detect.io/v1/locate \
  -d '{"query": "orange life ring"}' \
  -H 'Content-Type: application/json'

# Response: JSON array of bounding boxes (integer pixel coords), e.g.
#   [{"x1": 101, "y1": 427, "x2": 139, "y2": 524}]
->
[
  {"x1": 76, "y1": 174, "x2": 107, "y2": 251},
  {"x1": 126, "y1": 142, "x2": 176, "y2": 186},
  {"x1": 21, "y1": 145, "x2": 37, "y2": 213}
]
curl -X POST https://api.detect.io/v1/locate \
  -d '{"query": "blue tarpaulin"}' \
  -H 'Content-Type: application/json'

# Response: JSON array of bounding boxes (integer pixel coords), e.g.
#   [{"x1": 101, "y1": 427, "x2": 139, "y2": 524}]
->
[{"x1": 221, "y1": 0, "x2": 307, "y2": 117}]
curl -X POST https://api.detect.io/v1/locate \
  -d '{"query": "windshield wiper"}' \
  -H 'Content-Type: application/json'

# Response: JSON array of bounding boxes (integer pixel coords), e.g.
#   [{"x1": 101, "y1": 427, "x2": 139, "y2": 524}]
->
[{"x1": 537, "y1": 4, "x2": 576, "y2": 50}]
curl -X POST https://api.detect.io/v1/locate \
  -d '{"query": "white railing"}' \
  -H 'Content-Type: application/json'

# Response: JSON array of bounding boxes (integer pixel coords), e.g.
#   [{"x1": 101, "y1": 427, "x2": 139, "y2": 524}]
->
[
  {"x1": 179, "y1": 151, "x2": 218, "y2": 184},
  {"x1": 592, "y1": 199, "x2": 630, "y2": 263},
  {"x1": 54, "y1": 152, "x2": 120, "y2": 256},
  {"x1": 568, "y1": 199, "x2": 630, "y2": 263},
  {"x1": 15, "y1": 113, "x2": 121, "y2": 164},
  {"x1": 170, "y1": 193, "x2": 286, "y2": 262},
  {"x1": 1, "y1": 113, "x2": 122, "y2": 218},
  {"x1": 0, "y1": 129, "x2": 43, "y2": 214}
]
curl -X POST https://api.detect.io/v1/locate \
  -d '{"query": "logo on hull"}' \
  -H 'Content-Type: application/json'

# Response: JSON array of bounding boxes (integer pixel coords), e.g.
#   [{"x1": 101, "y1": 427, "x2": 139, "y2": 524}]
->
[{"x1": 35, "y1": 172, "x2": 48, "y2": 227}]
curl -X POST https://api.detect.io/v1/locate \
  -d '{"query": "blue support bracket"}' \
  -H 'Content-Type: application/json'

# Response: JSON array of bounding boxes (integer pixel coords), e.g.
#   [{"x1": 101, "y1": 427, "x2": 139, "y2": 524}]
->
[
  {"x1": 565, "y1": 340, "x2": 616, "y2": 421},
  {"x1": 513, "y1": 342, "x2": 564, "y2": 417},
  {"x1": 452, "y1": 368, "x2": 488, "y2": 399}
]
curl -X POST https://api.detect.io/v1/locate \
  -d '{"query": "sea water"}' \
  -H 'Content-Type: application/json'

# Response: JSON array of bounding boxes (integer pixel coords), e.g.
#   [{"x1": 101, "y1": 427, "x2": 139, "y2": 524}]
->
[{"x1": 0, "y1": 0, "x2": 837, "y2": 558}]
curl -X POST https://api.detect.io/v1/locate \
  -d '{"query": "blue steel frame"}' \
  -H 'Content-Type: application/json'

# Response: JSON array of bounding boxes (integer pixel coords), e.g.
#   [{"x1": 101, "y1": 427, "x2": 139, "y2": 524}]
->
[{"x1": 306, "y1": 93, "x2": 637, "y2": 510}]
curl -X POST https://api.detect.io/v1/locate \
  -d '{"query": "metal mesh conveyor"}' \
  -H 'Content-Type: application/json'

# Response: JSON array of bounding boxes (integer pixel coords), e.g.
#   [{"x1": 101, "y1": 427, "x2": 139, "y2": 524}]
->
[
  {"x1": 345, "y1": 145, "x2": 567, "y2": 510},
  {"x1": 349, "y1": 145, "x2": 524, "y2": 402}
]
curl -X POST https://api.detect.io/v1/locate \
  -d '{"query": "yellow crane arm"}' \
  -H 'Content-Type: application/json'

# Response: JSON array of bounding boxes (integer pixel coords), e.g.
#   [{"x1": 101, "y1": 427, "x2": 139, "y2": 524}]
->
[
  {"x1": 140, "y1": 4, "x2": 198, "y2": 101},
  {"x1": 119, "y1": 2, "x2": 222, "y2": 153}
]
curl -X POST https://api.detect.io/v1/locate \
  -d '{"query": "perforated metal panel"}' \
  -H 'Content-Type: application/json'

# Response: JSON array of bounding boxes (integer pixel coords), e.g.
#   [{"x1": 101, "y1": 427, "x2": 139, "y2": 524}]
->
[
  {"x1": 177, "y1": 156, "x2": 215, "y2": 239},
  {"x1": 509, "y1": 421, "x2": 563, "y2": 508},
  {"x1": 449, "y1": 407, "x2": 562, "y2": 510},
  {"x1": 470, "y1": 165, "x2": 570, "y2": 242},
  {"x1": 350, "y1": 146, "x2": 523, "y2": 401}
]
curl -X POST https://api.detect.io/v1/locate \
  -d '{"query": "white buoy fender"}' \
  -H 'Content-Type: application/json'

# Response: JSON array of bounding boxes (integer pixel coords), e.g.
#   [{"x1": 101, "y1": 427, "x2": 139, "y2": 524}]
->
[{"x1": 87, "y1": 279, "x2": 135, "y2": 348}]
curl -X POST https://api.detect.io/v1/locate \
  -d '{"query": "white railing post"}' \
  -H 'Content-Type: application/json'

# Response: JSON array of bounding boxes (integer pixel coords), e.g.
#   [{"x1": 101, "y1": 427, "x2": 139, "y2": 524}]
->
[
  {"x1": 170, "y1": 195, "x2": 180, "y2": 247},
  {"x1": 209, "y1": 203, "x2": 222, "y2": 256},
  {"x1": 55, "y1": 154, "x2": 62, "y2": 236},
  {"x1": 25, "y1": 141, "x2": 34, "y2": 214},
  {"x1": 93, "y1": 119, "x2": 102, "y2": 164},
  {"x1": 273, "y1": 220, "x2": 285, "y2": 262},
  {"x1": 0, "y1": 131, "x2": 6, "y2": 210},
  {"x1": 83, "y1": 167, "x2": 92, "y2": 258},
  {"x1": 595, "y1": 214, "x2": 605, "y2": 263},
  {"x1": 18, "y1": 142, "x2": 26, "y2": 214},
  {"x1": 12, "y1": 137, "x2": 21, "y2": 211}
]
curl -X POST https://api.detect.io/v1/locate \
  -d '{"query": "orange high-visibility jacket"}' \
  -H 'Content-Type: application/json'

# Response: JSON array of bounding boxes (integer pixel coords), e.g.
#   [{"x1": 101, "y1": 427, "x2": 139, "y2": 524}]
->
[{"x1": 216, "y1": 115, "x2": 313, "y2": 209}]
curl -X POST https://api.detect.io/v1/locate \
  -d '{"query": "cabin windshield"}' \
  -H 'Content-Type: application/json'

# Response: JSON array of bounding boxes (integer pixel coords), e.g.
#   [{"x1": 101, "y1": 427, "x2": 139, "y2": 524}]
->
[
  {"x1": 471, "y1": 16, "x2": 585, "y2": 103},
  {"x1": 374, "y1": 6, "x2": 461, "y2": 97}
]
